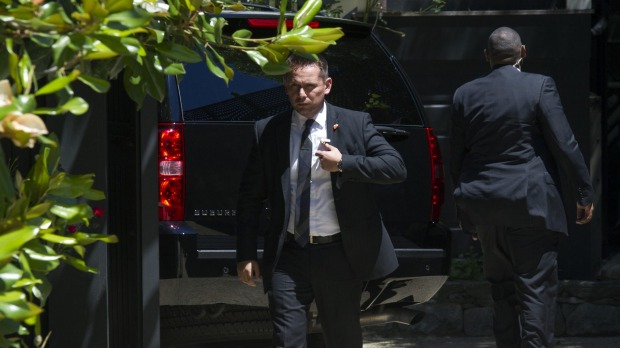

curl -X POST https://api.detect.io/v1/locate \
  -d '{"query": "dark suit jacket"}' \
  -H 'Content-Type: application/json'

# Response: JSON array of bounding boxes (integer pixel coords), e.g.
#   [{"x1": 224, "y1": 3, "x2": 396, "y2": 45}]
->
[
  {"x1": 236, "y1": 103, "x2": 405, "y2": 291},
  {"x1": 449, "y1": 65, "x2": 593, "y2": 234}
]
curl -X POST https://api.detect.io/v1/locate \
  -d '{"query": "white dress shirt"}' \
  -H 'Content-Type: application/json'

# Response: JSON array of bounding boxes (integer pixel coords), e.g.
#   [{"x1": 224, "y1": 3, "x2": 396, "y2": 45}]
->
[{"x1": 286, "y1": 103, "x2": 340, "y2": 237}]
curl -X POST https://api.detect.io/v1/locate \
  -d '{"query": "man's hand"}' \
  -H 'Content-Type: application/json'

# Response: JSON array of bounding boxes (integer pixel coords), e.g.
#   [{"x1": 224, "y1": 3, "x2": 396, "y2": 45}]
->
[
  {"x1": 576, "y1": 202, "x2": 594, "y2": 225},
  {"x1": 315, "y1": 143, "x2": 342, "y2": 172},
  {"x1": 237, "y1": 260, "x2": 261, "y2": 287}
]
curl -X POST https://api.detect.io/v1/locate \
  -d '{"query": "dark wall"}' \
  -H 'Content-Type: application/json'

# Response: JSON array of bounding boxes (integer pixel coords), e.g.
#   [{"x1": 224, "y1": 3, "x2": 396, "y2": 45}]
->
[{"x1": 375, "y1": 11, "x2": 600, "y2": 279}]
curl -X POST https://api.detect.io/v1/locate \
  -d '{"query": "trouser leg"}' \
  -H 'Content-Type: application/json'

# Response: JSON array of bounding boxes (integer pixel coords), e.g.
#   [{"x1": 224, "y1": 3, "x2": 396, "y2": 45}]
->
[
  {"x1": 310, "y1": 242, "x2": 363, "y2": 348},
  {"x1": 269, "y1": 244, "x2": 313, "y2": 348},
  {"x1": 508, "y1": 229, "x2": 559, "y2": 348},
  {"x1": 478, "y1": 226, "x2": 559, "y2": 348},
  {"x1": 478, "y1": 226, "x2": 521, "y2": 348}
]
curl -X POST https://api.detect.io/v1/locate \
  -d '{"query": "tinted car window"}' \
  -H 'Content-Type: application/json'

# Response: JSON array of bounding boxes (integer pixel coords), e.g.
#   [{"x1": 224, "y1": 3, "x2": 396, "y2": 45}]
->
[{"x1": 179, "y1": 33, "x2": 423, "y2": 125}]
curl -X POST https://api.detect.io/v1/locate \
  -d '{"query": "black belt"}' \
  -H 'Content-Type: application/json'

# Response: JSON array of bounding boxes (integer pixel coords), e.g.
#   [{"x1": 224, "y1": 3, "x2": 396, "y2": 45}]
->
[{"x1": 285, "y1": 232, "x2": 342, "y2": 245}]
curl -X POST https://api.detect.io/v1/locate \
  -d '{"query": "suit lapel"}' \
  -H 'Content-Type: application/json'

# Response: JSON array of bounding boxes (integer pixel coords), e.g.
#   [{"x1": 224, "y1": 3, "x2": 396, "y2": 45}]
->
[{"x1": 275, "y1": 113, "x2": 292, "y2": 206}]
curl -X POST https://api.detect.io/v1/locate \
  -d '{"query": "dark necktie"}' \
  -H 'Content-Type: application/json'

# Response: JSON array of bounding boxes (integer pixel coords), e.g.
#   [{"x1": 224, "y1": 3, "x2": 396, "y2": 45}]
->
[{"x1": 295, "y1": 119, "x2": 314, "y2": 247}]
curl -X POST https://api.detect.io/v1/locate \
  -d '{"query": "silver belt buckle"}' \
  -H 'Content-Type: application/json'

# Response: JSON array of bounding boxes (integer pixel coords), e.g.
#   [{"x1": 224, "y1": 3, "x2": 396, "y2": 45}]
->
[{"x1": 309, "y1": 235, "x2": 317, "y2": 244}]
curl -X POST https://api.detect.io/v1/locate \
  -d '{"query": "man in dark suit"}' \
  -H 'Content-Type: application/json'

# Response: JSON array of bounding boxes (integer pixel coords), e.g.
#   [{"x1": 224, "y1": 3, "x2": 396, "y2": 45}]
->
[
  {"x1": 236, "y1": 54, "x2": 405, "y2": 347},
  {"x1": 450, "y1": 27, "x2": 594, "y2": 348}
]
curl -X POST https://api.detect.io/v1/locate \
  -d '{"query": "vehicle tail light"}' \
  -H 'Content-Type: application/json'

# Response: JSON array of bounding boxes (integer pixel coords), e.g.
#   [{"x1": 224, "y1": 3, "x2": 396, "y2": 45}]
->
[
  {"x1": 425, "y1": 128, "x2": 444, "y2": 222},
  {"x1": 247, "y1": 18, "x2": 319, "y2": 29},
  {"x1": 159, "y1": 123, "x2": 185, "y2": 221}
]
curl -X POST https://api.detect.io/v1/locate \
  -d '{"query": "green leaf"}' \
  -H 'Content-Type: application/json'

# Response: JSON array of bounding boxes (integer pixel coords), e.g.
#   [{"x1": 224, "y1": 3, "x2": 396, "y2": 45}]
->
[
  {"x1": 155, "y1": 43, "x2": 202, "y2": 63},
  {"x1": 63, "y1": 255, "x2": 98, "y2": 274},
  {"x1": 294, "y1": 0, "x2": 322, "y2": 29},
  {"x1": 308, "y1": 27, "x2": 345, "y2": 42},
  {"x1": 209, "y1": 47, "x2": 234, "y2": 81},
  {"x1": 23, "y1": 242, "x2": 62, "y2": 272},
  {"x1": 17, "y1": 51, "x2": 32, "y2": 93},
  {"x1": 142, "y1": 54, "x2": 166, "y2": 102},
  {"x1": 25, "y1": 202, "x2": 51, "y2": 220},
  {"x1": 84, "y1": 41, "x2": 121, "y2": 60},
  {"x1": 204, "y1": 52, "x2": 228, "y2": 85},
  {"x1": 232, "y1": 29, "x2": 252, "y2": 47},
  {"x1": 105, "y1": 8, "x2": 153, "y2": 28},
  {"x1": 49, "y1": 203, "x2": 92, "y2": 223},
  {"x1": 0, "y1": 291, "x2": 43, "y2": 321},
  {"x1": 32, "y1": 275, "x2": 52, "y2": 307},
  {"x1": 0, "y1": 263, "x2": 23, "y2": 291},
  {"x1": 35, "y1": 70, "x2": 80, "y2": 96},
  {"x1": 47, "y1": 173, "x2": 96, "y2": 199},
  {"x1": 0, "y1": 226, "x2": 39, "y2": 261},
  {"x1": 105, "y1": 0, "x2": 134, "y2": 13},
  {"x1": 210, "y1": 17, "x2": 226, "y2": 45},
  {"x1": 60, "y1": 97, "x2": 89, "y2": 115},
  {"x1": 163, "y1": 63, "x2": 185, "y2": 75},
  {"x1": 122, "y1": 67, "x2": 146, "y2": 107},
  {"x1": 28, "y1": 147, "x2": 51, "y2": 202},
  {"x1": 260, "y1": 62, "x2": 291, "y2": 75},
  {"x1": 40, "y1": 233, "x2": 78, "y2": 246},
  {"x1": 273, "y1": 35, "x2": 332, "y2": 54},
  {"x1": 40, "y1": 1, "x2": 73, "y2": 24},
  {"x1": 84, "y1": 188, "x2": 106, "y2": 201},
  {"x1": 77, "y1": 74, "x2": 111, "y2": 93},
  {"x1": 91, "y1": 34, "x2": 132, "y2": 55},
  {"x1": 74, "y1": 232, "x2": 119, "y2": 246},
  {"x1": 13, "y1": 94, "x2": 36, "y2": 113},
  {"x1": 257, "y1": 46, "x2": 288, "y2": 64},
  {"x1": 245, "y1": 50, "x2": 269, "y2": 67}
]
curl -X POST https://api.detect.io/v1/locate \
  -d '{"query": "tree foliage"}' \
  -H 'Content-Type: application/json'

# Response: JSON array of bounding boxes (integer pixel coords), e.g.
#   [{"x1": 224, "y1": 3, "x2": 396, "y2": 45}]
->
[{"x1": 0, "y1": 0, "x2": 342, "y2": 346}]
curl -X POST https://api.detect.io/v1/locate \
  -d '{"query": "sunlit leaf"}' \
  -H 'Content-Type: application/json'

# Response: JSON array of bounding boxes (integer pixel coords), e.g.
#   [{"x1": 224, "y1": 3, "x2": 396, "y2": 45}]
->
[
  {"x1": 49, "y1": 203, "x2": 92, "y2": 223},
  {"x1": 63, "y1": 255, "x2": 98, "y2": 274},
  {"x1": 60, "y1": 97, "x2": 89, "y2": 115},
  {"x1": 0, "y1": 291, "x2": 43, "y2": 321},
  {"x1": 105, "y1": 8, "x2": 153, "y2": 28},
  {"x1": 35, "y1": 70, "x2": 81, "y2": 96},
  {"x1": 0, "y1": 263, "x2": 23, "y2": 290},
  {"x1": 74, "y1": 232, "x2": 119, "y2": 246},
  {"x1": 40, "y1": 233, "x2": 78, "y2": 246},
  {"x1": 0, "y1": 226, "x2": 39, "y2": 261},
  {"x1": 294, "y1": 0, "x2": 322, "y2": 29}
]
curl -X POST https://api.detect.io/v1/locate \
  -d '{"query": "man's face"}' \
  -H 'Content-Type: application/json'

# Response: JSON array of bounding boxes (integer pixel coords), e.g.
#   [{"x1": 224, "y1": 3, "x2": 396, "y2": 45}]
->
[{"x1": 284, "y1": 64, "x2": 332, "y2": 119}]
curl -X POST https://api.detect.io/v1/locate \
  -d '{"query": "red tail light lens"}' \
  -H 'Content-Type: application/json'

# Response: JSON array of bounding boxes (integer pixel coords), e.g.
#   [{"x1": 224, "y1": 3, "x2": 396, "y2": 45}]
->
[
  {"x1": 247, "y1": 18, "x2": 319, "y2": 29},
  {"x1": 426, "y1": 128, "x2": 444, "y2": 222},
  {"x1": 159, "y1": 124, "x2": 184, "y2": 221}
]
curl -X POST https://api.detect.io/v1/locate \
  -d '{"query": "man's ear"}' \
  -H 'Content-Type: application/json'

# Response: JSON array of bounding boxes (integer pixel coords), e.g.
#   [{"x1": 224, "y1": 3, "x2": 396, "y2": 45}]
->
[
  {"x1": 520, "y1": 45, "x2": 527, "y2": 59},
  {"x1": 484, "y1": 49, "x2": 490, "y2": 62}
]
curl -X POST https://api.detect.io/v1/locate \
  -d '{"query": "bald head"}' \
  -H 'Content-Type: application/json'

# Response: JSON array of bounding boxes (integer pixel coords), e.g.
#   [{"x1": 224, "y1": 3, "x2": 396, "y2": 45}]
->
[{"x1": 485, "y1": 27, "x2": 524, "y2": 67}]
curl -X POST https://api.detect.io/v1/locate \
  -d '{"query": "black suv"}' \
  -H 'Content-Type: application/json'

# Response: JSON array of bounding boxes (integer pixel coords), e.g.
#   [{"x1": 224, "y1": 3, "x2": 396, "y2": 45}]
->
[{"x1": 158, "y1": 10, "x2": 450, "y2": 347}]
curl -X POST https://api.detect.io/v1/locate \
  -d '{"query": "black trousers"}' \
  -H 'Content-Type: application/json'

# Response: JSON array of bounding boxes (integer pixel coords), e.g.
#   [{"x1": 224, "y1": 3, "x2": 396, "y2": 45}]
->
[
  {"x1": 477, "y1": 226, "x2": 560, "y2": 348},
  {"x1": 268, "y1": 240, "x2": 363, "y2": 348}
]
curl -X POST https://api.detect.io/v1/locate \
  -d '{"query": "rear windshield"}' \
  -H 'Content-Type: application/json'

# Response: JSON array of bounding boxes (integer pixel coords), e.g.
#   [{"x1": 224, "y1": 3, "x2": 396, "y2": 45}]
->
[{"x1": 179, "y1": 31, "x2": 423, "y2": 126}]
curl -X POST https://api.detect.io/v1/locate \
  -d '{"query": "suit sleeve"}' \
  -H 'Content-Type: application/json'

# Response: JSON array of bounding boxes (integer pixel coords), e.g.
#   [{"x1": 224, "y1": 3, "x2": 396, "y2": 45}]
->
[
  {"x1": 538, "y1": 77, "x2": 593, "y2": 206},
  {"x1": 338, "y1": 113, "x2": 406, "y2": 184},
  {"x1": 236, "y1": 123, "x2": 267, "y2": 262}
]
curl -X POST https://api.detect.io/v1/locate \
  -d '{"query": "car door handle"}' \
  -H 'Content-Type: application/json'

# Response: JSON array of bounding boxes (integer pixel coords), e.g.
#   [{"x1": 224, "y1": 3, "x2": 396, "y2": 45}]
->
[{"x1": 376, "y1": 126, "x2": 410, "y2": 142}]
